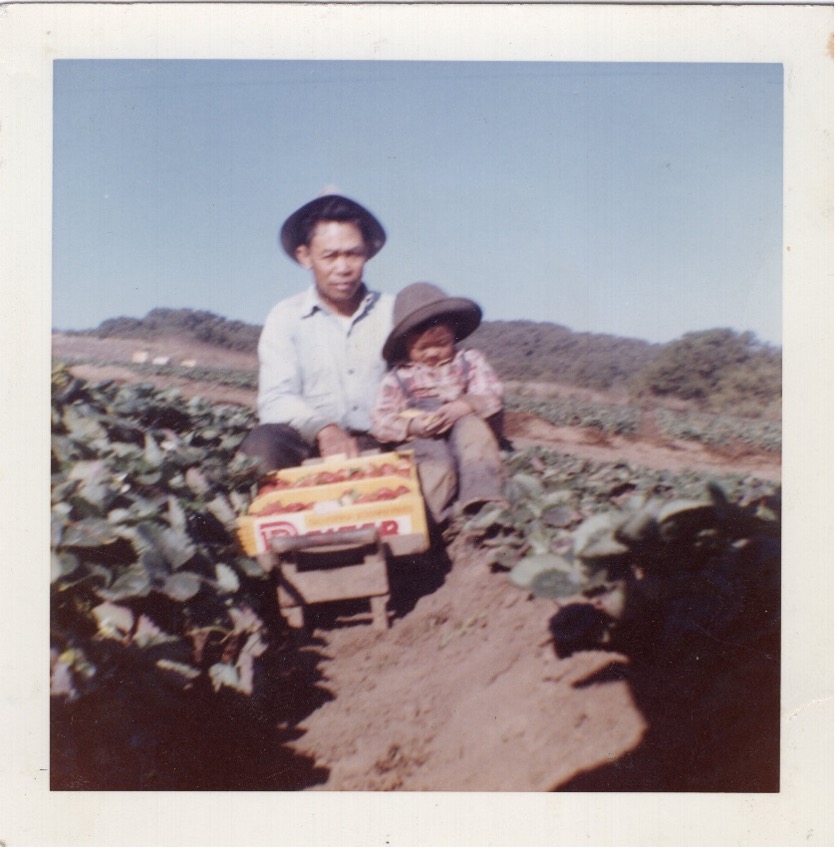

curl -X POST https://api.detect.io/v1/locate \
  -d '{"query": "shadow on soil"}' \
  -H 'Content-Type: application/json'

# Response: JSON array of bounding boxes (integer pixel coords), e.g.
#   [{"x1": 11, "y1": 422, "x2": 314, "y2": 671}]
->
[
  {"x1": 554, "y1": 540, "x2": 781, "y2": 793},
  {"x1": 300, "y1": 531, "x2": 454, "y2": 632},
  {"x1": 51, "y1": 618, "x2": 334, "y2": 791},
  {"x1": 557, "y1": 643, "x2": 780, "y2": 792},
  {"x1": 387, "y1": 535, "x2": 453, "y2": 619}
]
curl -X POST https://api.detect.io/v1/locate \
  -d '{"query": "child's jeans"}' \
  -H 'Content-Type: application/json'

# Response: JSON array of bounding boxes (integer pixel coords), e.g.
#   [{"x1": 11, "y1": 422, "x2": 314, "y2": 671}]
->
[{"x1": 403, "y1": 413, "x2": 505, "y2": 524}]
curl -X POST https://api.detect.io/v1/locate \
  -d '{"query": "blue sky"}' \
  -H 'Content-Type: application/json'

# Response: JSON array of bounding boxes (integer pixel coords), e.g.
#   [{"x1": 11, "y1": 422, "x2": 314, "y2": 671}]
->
[{"x1": 52, "y1": 60, "x2": 783, "y2": 345}]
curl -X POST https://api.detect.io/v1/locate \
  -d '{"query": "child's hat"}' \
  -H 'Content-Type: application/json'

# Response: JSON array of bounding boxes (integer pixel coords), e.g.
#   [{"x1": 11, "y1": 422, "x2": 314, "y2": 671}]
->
[{"x1": 383, "y1": 282, "x2": 482, "y2": 363}]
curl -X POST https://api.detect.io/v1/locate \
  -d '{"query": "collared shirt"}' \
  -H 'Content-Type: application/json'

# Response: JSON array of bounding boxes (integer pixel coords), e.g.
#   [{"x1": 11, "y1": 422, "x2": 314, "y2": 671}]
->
[
  {"x1": 371, "y1": 348, "x2": 504, "y2": 443},
  {"x1": 257, "y1": 284, "x2": 395, "y2": 442}
]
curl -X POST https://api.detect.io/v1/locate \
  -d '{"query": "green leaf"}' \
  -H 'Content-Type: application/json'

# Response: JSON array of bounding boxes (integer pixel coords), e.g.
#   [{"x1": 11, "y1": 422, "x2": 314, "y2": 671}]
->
[
  {"x1": 161, "y1": 571, "x2": 202, "y2": 601},
  {"x1": 540, "y1": 504, "x2": 579, "y2": 528},
  {"x1": 236, "y1": 556, "x2": 268, "y2": 578},
  {"x1": 62, "y1": 407, "x2": 108, "y2": 442},
  {"x1": 615, "y1": 501, "x2": 663, "y2": 544},
  {"x1": 50, "y1": 551, "x2": 79, "y2": 583},
  {"x1": 99, "y1": 564, "x2": 152, "y2": 601},
  {"x1": 227, "y1": 490, "x2": 250, "y2": 514},
  {"x1": 68, "y1": 459, "x2": 108, "y2": 484},
  {"x1": 52, "y1": 501, "x2": 73, "y2": 520},
  {"x1": 509, "y1": 554, "x2": 575, "y2": 590},
  {"x1": 91, "y1": 601, "x2": 135, "y2": 639},
  {"x1": 208, "y1": 662, "x2": 239, "y2": 692},
  {"x1": 167, "y1": 496, "x2": 188, "y2": 532},
  {"x1": 126, "y1": 497, "x2": 166, "y2": 521},
  {"x1": 78, "y1": 481, "x2": 112, "y2": 511},
  {"x1": 61, "y1": 519, "x2": 119, "y2": 548},
  {"x1": 488, "y1": 545, "x2": 521, "y2": 569},
  {"x1": 530, "y1": 570, "x2": 583, "y2": 599},
  {"x1": 656, "y1": 499, "x2": 717, "y2": 543},
  {"x1": 144, "y1": 433, "x2": 164, "y2": 467},
  {"x1": 51, "y1": 515, "x2": 66, "y2": 549},
  {"x1": 185, "y1": 467, "x2": 211, "y2": 495},
  {"x1": 133, "y1": 614, "x2": 180, "y2": 648},
  {"x1": 154, "y1": 527, "x2": 198, "y2": 570},
  {"x1": 506, "y1": 472, "x2": 544, "y2": 501},
  {"x1": 138, "y1": 549, "x2": 169, "y2": 581},
  {"x1": 462, "y1": 504, "x2": 506, "y2": 533},
  {"x1": 105, "y1": 508, "x2": 131, "y2": 526},
  {"x1": 207, "y1": 494, "x2": 236, "y2": 527},
  {"x1": 526, "y1": 526, "x2": 555, "y2": 556},
  {"x1": 156, "y1": 658, "x2": 201, "y2": 686},
  {"x1": 576, "y1": 532, "x2": 630, "y2": 562},
  {"x1": 215, "y1": 563, "x2": 240, "y2": 593},
  {"x1": 108, "y1": 442, "x2": 143, "y2": 459},
  {"x1": 573, "y1": 513, "x2": 626, "y2": 560}
]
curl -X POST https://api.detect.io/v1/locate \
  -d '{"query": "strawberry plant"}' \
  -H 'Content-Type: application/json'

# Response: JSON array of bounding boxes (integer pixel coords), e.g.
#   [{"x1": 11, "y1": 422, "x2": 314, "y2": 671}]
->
[
  {"x1": 50, "y1": 367, "x2": 327, "y2": 789},
  {"x1": 506, "y1": 395, "x2": 641, "y2": 436},
  {"x1": 656, "y1": 408, "x2": 781, "y2": 453},
  {"x1": 462, "y1": 447, "x2": 780, "y2": 662}
]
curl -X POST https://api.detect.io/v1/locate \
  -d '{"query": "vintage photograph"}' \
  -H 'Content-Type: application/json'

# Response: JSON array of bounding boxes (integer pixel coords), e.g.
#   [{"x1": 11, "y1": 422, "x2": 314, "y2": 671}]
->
[
  {"x1": 3, "y1": 2, "x2": 832, "y2": 846},
  {"x1": 50, "y1": 57, "x2": 784, "y2": 794}
]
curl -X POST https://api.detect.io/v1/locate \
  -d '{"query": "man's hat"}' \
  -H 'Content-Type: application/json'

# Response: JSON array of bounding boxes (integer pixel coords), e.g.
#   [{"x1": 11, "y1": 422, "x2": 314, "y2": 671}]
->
[
  {"x1": 279, "y1": 194, "x2": 386, "y2": 262},
  {"x1": 383, "y1": 282, "x2": 483, "y2": 363}
]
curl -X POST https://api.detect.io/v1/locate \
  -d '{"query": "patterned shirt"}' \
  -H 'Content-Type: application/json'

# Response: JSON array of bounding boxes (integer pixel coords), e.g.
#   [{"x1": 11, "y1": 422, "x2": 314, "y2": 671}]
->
[
  {"x1": 257, "y1": 285, "x2": 395, "y2": 442},
  {"x1": 371, "y1": 348, "x2": 503, "y2": 443}
]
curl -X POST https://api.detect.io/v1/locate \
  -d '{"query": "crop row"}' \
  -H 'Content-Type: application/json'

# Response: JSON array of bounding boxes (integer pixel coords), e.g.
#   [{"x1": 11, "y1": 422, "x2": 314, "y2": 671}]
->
[
  {"x1": 505, "y1": 394, "x2": 641, "y2": 435},
  {"x1": 54, "y1": 356, "x2": 259, "y2": 390},
  {"x1": 655, "y1": 409, "x2": 782, "y2": 453},
  {"x1": 506, "y1": 393, "x2": 781, "y2": 453},
  {"x1": 461, "y1": 443, "x2": 779, "y2": 574}
]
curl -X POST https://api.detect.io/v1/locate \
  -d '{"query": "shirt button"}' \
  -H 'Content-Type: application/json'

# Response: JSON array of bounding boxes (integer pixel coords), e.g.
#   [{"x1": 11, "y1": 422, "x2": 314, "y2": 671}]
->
[{"x1": 348, "y1": 369, "x2": 355, "y2": 375}]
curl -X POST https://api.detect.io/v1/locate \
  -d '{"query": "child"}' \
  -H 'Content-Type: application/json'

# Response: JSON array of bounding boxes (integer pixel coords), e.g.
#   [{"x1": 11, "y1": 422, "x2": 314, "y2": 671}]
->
[{"x1": 371, "y1": 282, "x2": 507, "y2": 525}]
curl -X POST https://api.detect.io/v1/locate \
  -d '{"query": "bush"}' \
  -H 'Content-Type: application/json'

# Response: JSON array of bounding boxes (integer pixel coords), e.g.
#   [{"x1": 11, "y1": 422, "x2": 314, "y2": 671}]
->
[{"x1": 633, "y1": 329, "x2": 781, "y2": 412}]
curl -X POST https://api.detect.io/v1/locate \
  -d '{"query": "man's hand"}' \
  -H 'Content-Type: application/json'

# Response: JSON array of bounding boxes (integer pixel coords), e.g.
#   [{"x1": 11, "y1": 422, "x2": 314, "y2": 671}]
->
[{"x1": 316, "y1": 424, "x2": 360, "y2": 458}]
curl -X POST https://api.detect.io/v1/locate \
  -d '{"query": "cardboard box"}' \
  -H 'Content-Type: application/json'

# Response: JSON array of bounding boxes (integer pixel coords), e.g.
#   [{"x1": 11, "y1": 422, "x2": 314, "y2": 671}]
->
[{"x1": 237, "y1": 450, "x2": 429, "y2": 557}]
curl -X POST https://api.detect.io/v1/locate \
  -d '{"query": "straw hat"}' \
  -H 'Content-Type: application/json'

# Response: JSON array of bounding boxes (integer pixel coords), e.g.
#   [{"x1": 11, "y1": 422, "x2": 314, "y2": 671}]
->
[{"x1": 383, "y1": 282, "x2": 482, "y2": 363}]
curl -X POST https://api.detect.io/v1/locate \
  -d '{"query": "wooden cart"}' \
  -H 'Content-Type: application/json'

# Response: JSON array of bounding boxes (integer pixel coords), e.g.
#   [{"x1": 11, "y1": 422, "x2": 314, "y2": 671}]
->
[{"x1": 257, "y1": 528, "x2": 391, "y2": 631}]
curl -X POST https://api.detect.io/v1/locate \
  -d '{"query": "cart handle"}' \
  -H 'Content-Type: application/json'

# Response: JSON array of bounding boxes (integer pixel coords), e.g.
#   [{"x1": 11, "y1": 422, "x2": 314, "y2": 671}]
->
[{"x1": 267, "y1": 527, "x2": 381, "y2": 555}]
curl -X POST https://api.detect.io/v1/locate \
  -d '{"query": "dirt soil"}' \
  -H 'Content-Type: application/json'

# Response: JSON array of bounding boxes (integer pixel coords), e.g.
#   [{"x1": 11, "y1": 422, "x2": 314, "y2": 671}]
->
[
  {"x1": 54, "y1": 334, "x2": 781, "y2": 792},
  {"x1": 289, "y1": 545, "x2": 646, "y2": 791}
]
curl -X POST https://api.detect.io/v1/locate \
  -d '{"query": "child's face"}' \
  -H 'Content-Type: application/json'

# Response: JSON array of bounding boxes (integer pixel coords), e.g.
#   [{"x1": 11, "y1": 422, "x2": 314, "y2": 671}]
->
[{"x1": 405, "y1": 323, "x2": 456, "y2": 367}]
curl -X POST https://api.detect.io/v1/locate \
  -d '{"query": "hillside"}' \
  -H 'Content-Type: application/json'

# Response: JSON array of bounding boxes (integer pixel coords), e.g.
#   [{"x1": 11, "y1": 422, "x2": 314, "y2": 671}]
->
[
  {"x1": 62, "y1": 308, "x2": 659, "y2": 389},
  {"x1": 61, "y1": 307, "x2": 780, "y2": 411},
  {"x1": 61, "y1": 307, "x2": 658, "y2": 391}
]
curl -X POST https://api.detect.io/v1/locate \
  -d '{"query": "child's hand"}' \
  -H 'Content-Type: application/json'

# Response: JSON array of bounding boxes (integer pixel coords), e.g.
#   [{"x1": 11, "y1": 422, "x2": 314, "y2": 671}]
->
[
  {"x1": 407, "y1": 412, "x2": 442, "y2": 438},
  {"x1": 425, "y1": 400, "x2": 472, "y2": 434}
]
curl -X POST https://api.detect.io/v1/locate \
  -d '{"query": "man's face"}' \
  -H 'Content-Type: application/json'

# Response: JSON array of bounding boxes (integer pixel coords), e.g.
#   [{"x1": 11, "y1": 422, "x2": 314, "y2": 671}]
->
[
  {"x1": 295, "y1": 220, "x2": 368, "y2": 316},
  {"x1": 405, "y1": 323, "x2": 456, "y2": 367}
]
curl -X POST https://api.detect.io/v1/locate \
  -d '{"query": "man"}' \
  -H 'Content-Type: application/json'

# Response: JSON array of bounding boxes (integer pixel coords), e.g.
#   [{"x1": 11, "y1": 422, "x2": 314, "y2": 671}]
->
[{"x1": 240, "y1": 194, "x2": 395, "y2": 472}]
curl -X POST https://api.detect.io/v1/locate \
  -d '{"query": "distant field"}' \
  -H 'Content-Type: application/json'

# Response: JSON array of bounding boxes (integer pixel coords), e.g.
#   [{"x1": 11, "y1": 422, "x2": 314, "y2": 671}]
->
[{"x1": 53, "y1": 330, "x2": 782, "y2": 467}]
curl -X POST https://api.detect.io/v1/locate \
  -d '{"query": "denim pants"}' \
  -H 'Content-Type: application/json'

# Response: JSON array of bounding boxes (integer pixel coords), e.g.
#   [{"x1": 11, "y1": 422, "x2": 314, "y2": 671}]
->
[{"x1": 403, "y1": 414, "x2": 505, "y2": 524}]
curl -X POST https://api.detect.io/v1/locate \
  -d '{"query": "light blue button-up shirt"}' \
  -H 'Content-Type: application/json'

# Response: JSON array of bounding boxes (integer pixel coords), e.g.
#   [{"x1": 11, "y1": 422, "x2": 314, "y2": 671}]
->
[{"x1": 257, "y1": 284, "x2": 395, "y2": 443}]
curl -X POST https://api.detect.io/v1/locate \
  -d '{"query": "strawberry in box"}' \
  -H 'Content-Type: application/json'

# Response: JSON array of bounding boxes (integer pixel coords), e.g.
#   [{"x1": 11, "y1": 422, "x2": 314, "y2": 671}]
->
[{"x1": 236, "y1": 451, "x2": 429, "y2": 557}]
